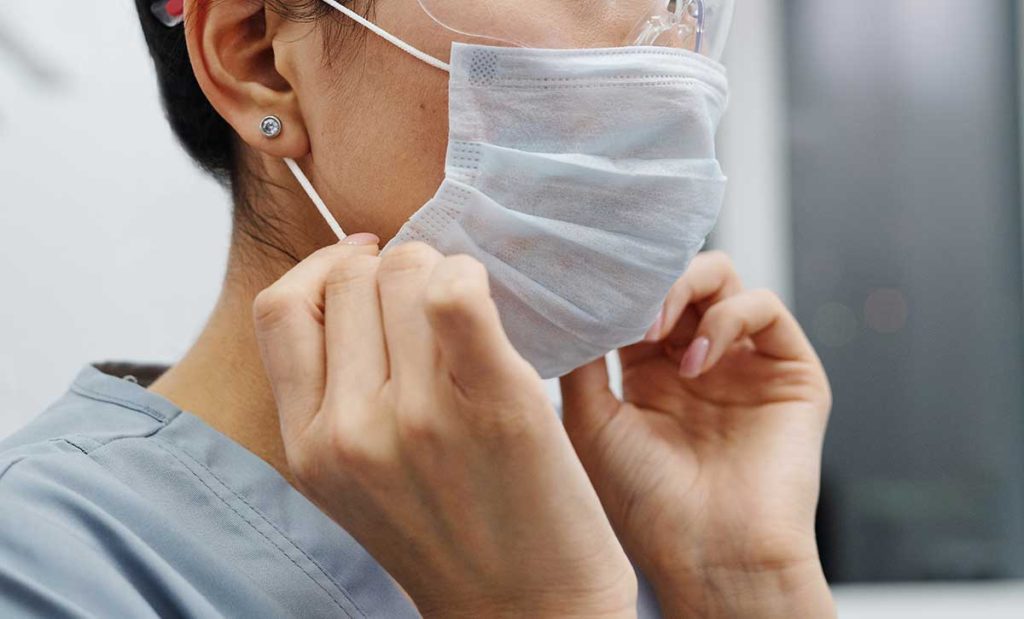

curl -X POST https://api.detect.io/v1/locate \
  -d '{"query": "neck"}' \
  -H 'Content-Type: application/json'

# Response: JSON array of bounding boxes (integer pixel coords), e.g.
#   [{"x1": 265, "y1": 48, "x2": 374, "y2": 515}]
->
[{"x1": 150, "y1": 235, "x2": 310, "y2": 484}]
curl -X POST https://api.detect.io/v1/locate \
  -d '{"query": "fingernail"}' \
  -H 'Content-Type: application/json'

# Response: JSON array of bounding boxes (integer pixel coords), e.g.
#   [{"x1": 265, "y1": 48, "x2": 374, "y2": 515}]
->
[
  {"x1": 644, "y1": 309, "x2": 665, "y2": 342},
  {"x1": 341, "y1": 233, "x2": 379, "y2": 246},
  {"x1": 679, "y1": 337, "x2": 710, "y2": 378}
]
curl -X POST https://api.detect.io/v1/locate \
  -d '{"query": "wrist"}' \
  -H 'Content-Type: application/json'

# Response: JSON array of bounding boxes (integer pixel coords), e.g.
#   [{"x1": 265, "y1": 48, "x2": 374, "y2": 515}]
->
[
  {"x1": 650, "y1": 559, "x2": 834, "y2": 619},
  {"x1": 417, "y1": 585, "x2": 639, "y2": 619},
  {"x1": 422, "y1": 603, "x2": 637, "y2": 619}
]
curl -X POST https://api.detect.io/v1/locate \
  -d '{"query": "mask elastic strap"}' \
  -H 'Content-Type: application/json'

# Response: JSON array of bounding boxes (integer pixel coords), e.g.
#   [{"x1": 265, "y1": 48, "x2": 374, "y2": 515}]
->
[
  {"x1": 285, "y1": 1, "x2": 452, "y2": 242},
  {"x1": 284, "y1": 157, "x2": 346, "y2": 240},
  {"x1": 320, "y1": 0, "x2": 452, "y2": 73}
]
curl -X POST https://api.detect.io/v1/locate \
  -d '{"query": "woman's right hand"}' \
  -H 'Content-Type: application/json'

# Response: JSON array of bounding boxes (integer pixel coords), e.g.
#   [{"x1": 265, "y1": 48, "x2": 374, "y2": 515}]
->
[{"x1": 252, "y1": 236, "x2": 637, "y2": 619}]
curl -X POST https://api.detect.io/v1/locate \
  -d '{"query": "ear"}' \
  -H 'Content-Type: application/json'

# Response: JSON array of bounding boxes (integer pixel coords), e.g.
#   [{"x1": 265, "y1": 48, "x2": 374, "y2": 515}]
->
[{"x1": 184, "y1": 0, "x2": 310, "y2": 159}]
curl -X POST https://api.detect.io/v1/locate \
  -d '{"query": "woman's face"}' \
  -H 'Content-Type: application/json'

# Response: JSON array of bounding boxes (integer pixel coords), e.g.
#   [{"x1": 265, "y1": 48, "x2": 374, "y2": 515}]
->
[{"x1": 273, "y1": 0, "x2": 660, "y2": 243}]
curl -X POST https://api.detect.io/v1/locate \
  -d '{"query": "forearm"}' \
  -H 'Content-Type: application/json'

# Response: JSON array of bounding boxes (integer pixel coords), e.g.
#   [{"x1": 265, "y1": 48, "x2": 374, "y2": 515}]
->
[{"x1": 650, "y1": 560, "x2": 835, "y2": 619}]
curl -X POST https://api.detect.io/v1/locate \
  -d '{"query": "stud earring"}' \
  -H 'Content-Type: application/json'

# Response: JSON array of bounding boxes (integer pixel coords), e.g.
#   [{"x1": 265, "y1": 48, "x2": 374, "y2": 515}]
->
[{"x1": 260, "y1": 115, "x2": 283, "y2": 139}]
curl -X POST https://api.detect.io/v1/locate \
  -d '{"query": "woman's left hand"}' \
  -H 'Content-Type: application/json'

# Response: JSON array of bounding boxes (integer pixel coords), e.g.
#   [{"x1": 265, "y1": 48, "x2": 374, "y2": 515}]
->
[{"x1": 560, "y1": 251, "x2": 835, "y2": 618}]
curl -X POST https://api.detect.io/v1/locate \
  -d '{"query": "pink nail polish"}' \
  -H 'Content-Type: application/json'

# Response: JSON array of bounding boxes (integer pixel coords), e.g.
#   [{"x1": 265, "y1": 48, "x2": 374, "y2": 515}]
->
[
  {"x1": 341, "y1": 233, "x2": 380, "y2": 246},
  {"x1": 644, "y1": 309, "x2": 665, "y2": 342},
  {"x1": 679, "y1": 337, "x2": 710, "y2": 378}
]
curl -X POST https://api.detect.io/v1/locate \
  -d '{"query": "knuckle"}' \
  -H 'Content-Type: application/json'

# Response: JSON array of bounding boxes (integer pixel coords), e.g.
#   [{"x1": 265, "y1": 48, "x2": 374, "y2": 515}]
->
[
  {"x1": 378, "y1": 242, "x2": 439, "y2": 277},
  {"x1": 669, "y1": 275, "x2": 695, "y2": 301},
  {"x1": 821, "y1": 380, "x2": 835, "y2": 412},
  {"x1": 749, "y1": 288, "x2": 785, "y2": 310},
  {"x1": 702, "y1": 298, "x2": 730, "y2": 321},
  {"x1": 283, "y1": 425, "x2": 331, "y2": 489},
  {"x1": 689, "y1": 249, "x2": 733, "y2": 275},
  {"x1": 395, "y1": 408, "x2": 445, "y2": 448},
  {"x1": 325, "y1": 255, "x2": 380, "y2": 292},
  {"x1": 425, "y1": 280, "x2": 479, "y2": 319},
  {"x1": 311, "y1": 242, "x2": 351, "y2": 261},
  {"x1": 252, "y1": 286, "x2": 301, "y2": 330},
  {"x1": 425, "y1": 257, "x2": 489, "y2": 318},
  {"x1": 795, "y1": 366, "x2": 833, "y2": 420},
  {"x1": 703, "y1": 249, "x2": 735, "y2": 270},
  {"x1": 446, "y1": 253, "x2": 488, "y2": 277},
  {"x1": 325, "y1": 420, "x2": 380, "y2": 471},
  {"x1": 286, "y1": 443, "x2": 324, "y2": 488}
]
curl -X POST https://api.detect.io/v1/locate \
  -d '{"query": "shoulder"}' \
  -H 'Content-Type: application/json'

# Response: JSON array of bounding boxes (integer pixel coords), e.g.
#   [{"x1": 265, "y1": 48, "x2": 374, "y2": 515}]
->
[
  {"x1": 1, "y1": 365, "x2": 174, "y2": 458},
  {"x1": 0, "y1": 366, "x2": 171, "y2": 509},
  {"x1": 0, "y1": 365, "x2": 176, "y2": 514},
  {"x1": 0, "y1": 365, "x2": 184, "y2": 535},
  {"x1": 0, "y1": 452, "x2": 162, "y2": 618},
  {"x1": 0, "y1": 366, "x2": 181, "y2": 618}
]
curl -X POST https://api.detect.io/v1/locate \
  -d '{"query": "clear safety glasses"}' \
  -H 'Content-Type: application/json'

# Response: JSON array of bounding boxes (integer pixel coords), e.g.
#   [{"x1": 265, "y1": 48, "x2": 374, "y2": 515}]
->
[
  {"x1": 416, "y1": 0, "x2": 735, "y2": 60},
  {"x1": 152, "y1": 0, "x2": 734, "y2": 60}
]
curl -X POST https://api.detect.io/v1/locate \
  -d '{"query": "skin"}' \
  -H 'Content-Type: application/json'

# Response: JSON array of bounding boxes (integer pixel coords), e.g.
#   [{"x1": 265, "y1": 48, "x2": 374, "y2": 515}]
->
[
  {"x1": 562, "y1": 251, "x2": 835, "y2": 617},
  {"x1": 252, "y1": 238, "x2": 638, "y2": 618},
  {"x1": 152, "y1": 0, "x2": 836, "y2": 616},
  {"x1": 153, "y1": 0, "x2": 454, "y2": 478}
]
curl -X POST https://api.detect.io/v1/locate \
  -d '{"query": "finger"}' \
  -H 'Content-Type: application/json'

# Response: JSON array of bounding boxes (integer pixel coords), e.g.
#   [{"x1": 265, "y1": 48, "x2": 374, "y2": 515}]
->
[
  {"x1": 323, "y1": 244, "x2": 390, "y2": 404},
  {"x1": 424, "y1": 255, "x2": 535, "y2": 398},
  {"x1": 377, "y1": 242, "x2": 444, "y2": 395},
  {"x1": 560, "y1": 357, "x2": 620, "y2": 441},
  {"x1": 645, "y1": 251, "x2": 743, "y2": 344},
  {"x1": 681, "y1": 289, "x2": 817, "y2": 378},
  {"x1": 254, "y1": 234, "x2": 381, "y2": 439}
]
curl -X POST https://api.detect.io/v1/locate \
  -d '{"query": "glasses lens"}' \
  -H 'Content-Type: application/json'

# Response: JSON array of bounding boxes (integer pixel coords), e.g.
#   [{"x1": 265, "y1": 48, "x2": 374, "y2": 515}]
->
[
  {"x1": 698, "y1": 0, "x2": 735, "y2": 60},
  {"x1": 415, "y1": 0, "x2": 733, "y2": 59}
]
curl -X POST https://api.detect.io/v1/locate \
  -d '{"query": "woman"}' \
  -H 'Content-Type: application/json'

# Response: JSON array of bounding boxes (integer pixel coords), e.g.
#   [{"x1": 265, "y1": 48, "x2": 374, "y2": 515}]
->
[{"x1": 0, "y1": 0, "x2": 835, "y2": 617}]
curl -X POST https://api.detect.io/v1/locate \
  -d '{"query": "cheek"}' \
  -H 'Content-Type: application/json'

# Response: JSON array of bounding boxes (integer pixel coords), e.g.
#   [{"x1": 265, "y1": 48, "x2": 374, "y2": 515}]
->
[
  {"x1": 304, "y1": 55, "x2": 450, "y2": 241},
  {"x1": 395, "y1": 88, "x2": 450, "y2": 208}
]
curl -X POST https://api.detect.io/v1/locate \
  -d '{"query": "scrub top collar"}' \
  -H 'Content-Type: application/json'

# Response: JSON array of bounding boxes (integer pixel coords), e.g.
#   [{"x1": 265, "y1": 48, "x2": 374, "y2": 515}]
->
[{"x1": 70, "y1": 363, "x2": 414, "y2": 616}]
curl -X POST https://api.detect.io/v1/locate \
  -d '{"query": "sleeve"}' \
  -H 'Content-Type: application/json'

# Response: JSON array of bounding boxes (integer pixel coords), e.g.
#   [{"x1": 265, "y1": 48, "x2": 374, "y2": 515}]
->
[{"x1": 0, "y1": 465, "x2": 160, "y2": 619}]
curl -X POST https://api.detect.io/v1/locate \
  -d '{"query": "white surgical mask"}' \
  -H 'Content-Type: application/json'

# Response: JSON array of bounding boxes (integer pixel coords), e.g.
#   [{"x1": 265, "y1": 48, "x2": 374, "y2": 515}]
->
[{"x1": 288, "y1": 2, "x2": 729, "y2": 379}]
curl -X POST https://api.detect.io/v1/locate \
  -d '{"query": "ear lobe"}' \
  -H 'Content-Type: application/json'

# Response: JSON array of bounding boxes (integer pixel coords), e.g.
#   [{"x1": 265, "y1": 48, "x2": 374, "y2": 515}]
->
[{"x1": 184, "y1": 0, "x2": 310, "y2": 159}]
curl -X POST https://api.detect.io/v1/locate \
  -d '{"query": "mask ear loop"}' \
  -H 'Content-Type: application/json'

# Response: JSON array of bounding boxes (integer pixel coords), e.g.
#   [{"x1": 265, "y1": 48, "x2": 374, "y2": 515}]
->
[
  {"x1": 320, "y1": 0, "x2": 451, "y2": 72},
  {"x1": 284, "y1": 158, "x2": 346, "y2": 240},
  {"x1": 284, "y1": 0, "x2": 452, "y2": 241}
]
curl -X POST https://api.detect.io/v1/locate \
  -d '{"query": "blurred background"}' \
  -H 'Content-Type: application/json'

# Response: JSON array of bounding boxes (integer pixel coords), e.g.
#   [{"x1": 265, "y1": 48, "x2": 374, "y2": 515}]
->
[{"x1": 1, "y1": 1, "x2": 1023, "y2": 616}]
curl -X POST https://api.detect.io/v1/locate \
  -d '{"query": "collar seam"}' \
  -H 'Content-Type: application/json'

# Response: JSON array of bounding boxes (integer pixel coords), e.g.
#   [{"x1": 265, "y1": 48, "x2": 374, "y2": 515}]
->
[
  {"x1": 149, "y1": 437, "x2": 368, "y2": 619},
  {"x1": 69, "y1": 382, "x2": 175, "y2": 425}
]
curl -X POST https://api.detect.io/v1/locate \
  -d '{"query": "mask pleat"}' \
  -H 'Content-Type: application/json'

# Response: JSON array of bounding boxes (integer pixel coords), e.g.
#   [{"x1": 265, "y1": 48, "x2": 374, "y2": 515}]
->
[{"x1": 383, "y1": 43, "x2": 730, "y2": 379}]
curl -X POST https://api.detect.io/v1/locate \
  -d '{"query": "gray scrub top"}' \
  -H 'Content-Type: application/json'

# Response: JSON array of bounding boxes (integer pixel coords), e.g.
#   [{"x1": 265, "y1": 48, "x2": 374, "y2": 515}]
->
[{"x1": 0, "y1": 364, "x2": 663, "y2": 618}]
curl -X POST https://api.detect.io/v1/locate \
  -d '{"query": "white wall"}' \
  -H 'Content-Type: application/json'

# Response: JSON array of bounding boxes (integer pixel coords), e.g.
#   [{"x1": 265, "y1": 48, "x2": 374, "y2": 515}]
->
[
  {"x1": 715, "y1": 0, "x2": 793, "y2": 303},
  {"x1": 834, "y1": 582, "x2": 1024, "y2": 618},
  {"x1": 0, "y1": 2, "x2": 230, "y2": 437}
]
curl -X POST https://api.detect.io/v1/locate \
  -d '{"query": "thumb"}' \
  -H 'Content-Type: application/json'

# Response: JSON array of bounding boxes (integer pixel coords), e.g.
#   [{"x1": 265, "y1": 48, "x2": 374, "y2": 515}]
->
[{"x1": 560, "y1": 357, "x2": 621, "y2": 442}]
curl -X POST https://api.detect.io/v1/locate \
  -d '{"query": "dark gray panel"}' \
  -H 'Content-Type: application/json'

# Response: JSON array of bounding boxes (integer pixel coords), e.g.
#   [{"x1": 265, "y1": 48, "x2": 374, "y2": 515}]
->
[{"x1": 785, "y1": 0, "x2": 1024, "y2": 581}]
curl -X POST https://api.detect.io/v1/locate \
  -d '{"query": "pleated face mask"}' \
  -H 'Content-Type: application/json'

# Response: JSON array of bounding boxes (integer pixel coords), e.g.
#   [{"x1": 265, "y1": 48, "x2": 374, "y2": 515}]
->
[{"x1": 288, "y1": 2, "x2": 730, "y2": 379}]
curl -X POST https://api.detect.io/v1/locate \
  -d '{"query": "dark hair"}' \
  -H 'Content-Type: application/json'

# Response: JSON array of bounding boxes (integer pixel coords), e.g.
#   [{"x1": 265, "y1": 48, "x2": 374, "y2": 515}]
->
[{"x1": 133, "y1": 1, "x2": 359, "y2": 259}]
